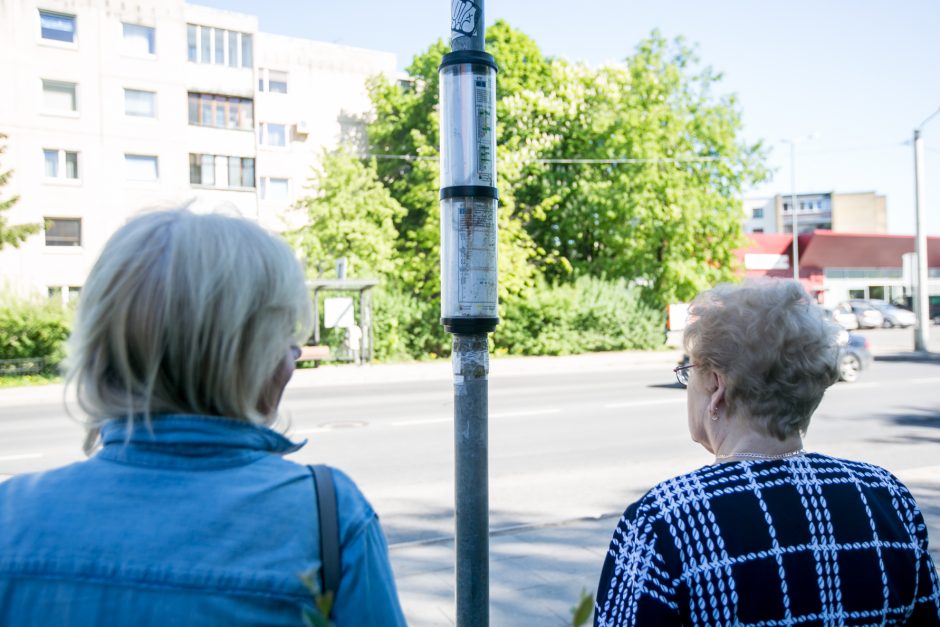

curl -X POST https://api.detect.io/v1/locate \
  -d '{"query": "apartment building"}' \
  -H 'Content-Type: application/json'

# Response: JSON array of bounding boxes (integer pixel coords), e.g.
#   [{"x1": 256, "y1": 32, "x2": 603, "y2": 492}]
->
[
  {"x1": 0, "y1": 0, "x2": 396, "y2": 301},
  {"x1": 742, "y1": 191, "x2": 887, "y2": 235}
]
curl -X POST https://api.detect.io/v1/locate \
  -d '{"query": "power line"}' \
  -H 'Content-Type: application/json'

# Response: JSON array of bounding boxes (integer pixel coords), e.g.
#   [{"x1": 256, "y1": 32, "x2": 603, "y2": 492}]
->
[{"x1": 366, "y1": 153, "x2": 729, "y2": 164}]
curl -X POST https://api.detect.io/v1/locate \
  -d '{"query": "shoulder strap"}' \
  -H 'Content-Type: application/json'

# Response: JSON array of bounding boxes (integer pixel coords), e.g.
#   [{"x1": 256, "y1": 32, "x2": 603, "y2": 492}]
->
[{"x1": 309, "y1": 465, "x2": 341, "y2": 606}]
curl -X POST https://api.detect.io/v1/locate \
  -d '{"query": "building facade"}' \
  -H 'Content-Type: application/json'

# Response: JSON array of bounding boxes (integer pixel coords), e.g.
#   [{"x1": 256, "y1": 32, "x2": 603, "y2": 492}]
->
[
  {"x1": 739, "y1": 231, "x2": 940, "y2": 310},
  {"x1": 0, "y1": 0, "x2": 396, "y2": 301},
  {"x1": 742, "y1": 191, "x2": 887, "y2": 235}
]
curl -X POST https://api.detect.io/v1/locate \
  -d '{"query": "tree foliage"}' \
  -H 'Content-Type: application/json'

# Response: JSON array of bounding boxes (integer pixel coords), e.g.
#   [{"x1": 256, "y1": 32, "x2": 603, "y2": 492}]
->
[
  {"x1": 0, "y1": 134, "x2": 40, "y2": 251},
  {"x1": 291, "y1": 148, "x2": 405, "y2": 279}
]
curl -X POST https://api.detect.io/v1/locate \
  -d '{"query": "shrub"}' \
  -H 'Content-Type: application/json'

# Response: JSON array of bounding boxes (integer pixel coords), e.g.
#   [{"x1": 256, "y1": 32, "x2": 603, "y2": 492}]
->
[
  {"x1": 0, "y1": 296, "x2": 72, "y2": 372},
  {"x1": 371, "y1": 287, "x2": 450, "y2": 361},
  {"x1": 494, "y1": 276, "x2": 664, "y2": 356}
]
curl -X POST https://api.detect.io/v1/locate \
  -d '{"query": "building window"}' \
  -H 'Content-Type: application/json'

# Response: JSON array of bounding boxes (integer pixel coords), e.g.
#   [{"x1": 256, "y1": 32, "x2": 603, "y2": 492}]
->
[
  {"x1": 241, "y1": 33, "x2": 252, "y2": 67},
  {"x1": 752, "y1": 207, "x2": 763, "y2": 219},
  {"x1": 259, "y1": 69, "x2": 288, "y2": 93},
  {"x1": 188, "y1": 93, "x2": 253, "y2": 130},
  {"x1": 42, "y1": 80, "x2": 77, "y2": 113},
  {"x1": 260, "y1": 123, "x2": 287, "y2": 147},
  {"x1": 261, "y1": 177, "x2": 289, "y2": 200},
  {"x1": 189, "y1": 154, "x2": 254, "y2": 189},
  {"x1": 123, "y1": 23, "x2": 155, "y2": 56},
  {"x1": 43, "y1": 149, "x2": 79, "y2": 180},
  {"x1": 39, "y1": 10, "x2": 75, "y2": 43},
  {"x1": 44, "y1": 217, "x2": 81, "y2": 246},
  {"x1": 187, "y1": 24, "x2": 197, "y2": 62},
  {"x1": 125, "y1": 154, "x2": 158, "y2": 181},
  {"x1": 124, "y1": 89, "x2": 156, "y2": 117},
  {"x1": 186, "y1": 24, "x2": 252, "y2": 68}
]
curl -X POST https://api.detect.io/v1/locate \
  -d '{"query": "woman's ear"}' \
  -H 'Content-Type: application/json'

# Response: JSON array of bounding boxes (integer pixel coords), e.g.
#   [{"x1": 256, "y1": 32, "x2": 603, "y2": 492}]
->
[{"x1": 708, "y1": 371, "x2": 727, "y2": 416}]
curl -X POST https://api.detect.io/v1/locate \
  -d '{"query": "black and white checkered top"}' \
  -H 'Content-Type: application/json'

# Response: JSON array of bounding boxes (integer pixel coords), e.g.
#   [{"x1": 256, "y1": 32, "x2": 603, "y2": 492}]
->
[{"x1": 595, "y1": 453, "x2": 940, "y2": 626}]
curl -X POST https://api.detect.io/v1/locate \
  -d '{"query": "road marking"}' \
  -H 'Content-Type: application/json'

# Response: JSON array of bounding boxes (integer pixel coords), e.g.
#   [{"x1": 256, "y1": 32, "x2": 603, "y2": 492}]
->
[
  {"x1": 910, "y1": 377, "x2": 940, "y2": 384},
  {"x1": 604, "y1": 398, "x2": 686, "y2": 409},
  {"x1": 491, "y1": 409, "x2": 561, "y2": 419},
  {"x1": 391, "y1": 417, "x2": 451, "y2": 427},
  {"x1": 0, "y1": 453, "x2": 43, "y2": 462}
]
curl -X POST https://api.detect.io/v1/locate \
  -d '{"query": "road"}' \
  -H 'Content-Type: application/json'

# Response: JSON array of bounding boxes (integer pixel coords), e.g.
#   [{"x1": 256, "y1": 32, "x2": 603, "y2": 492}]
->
[{"x1": 1, "y1": 333, "x2": 938, "y2": 560}]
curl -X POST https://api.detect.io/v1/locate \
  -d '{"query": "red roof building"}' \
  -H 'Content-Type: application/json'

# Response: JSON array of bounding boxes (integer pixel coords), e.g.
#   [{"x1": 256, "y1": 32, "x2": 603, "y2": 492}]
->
[{"x1": 739, "y1": 231, "x2": 940, "y2": 308}]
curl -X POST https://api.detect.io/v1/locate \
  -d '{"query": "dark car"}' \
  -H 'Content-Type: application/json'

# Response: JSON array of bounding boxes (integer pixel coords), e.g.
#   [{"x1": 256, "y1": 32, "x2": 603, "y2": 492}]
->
[{"x1": 837, "y1": 332, "x2": 872, "y2": 383}]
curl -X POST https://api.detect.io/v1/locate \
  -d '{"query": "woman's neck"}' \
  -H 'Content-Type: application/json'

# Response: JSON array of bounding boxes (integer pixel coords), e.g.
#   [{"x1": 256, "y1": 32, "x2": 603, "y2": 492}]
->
[{"x1": 711, "y1": 426, "x2": 804, "y2": 464}]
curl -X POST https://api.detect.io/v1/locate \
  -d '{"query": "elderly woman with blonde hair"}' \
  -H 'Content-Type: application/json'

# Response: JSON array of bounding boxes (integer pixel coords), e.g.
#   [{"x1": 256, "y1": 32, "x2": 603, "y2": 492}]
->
[
  {"x1": 0, "y1": 209, "x2": 406, "y2": 626},
  {"x1": 595, "y1": 279, "x2": 940, "y2": 626}
]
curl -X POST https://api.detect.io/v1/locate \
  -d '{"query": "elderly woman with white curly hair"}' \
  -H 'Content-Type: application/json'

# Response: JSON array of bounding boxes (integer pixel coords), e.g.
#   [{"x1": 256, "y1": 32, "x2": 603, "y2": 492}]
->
[
  {"x1": 0, "y1": 209, "x2": 406, "y2": 626},
  {"x1": 595, "y1": 279, "x2": 940, "y2": 626}
]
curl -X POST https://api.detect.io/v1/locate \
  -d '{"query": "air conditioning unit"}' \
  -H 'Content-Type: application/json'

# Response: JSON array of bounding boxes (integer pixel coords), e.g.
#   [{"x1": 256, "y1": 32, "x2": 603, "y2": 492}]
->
[{"x1": 294, "y1": 120, "x2": 310, "y2": 136}]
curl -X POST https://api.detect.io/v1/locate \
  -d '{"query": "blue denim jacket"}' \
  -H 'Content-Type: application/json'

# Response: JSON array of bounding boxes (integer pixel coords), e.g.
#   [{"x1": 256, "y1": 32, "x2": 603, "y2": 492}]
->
[{"x1": 0, "y1": 415, "x2": 407, "y2": 626}]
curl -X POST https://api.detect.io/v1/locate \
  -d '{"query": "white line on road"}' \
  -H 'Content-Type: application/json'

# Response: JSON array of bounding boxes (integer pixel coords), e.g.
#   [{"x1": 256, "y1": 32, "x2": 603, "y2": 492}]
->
[
  {"x1": 0, "y1": 453, "x2": 44, "y2": 462},
  {"x1": 391, "y1": 417, "x2": 451, "y2": 428},
  {"x1": 604, "y1": 398, "x2": 686, "y2": 409},
  {"x1": 909, "y1": 377, "x2": 940, "y2": 385},
  {"x1": 491, "y1": 409, "x2": 562, "y2": 419}
]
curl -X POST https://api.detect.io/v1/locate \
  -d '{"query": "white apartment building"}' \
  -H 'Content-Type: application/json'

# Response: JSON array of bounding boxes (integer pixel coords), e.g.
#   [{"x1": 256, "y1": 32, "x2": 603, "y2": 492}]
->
[{"x1": 0, "y1": 0, "x2": 396, "y2": 301}]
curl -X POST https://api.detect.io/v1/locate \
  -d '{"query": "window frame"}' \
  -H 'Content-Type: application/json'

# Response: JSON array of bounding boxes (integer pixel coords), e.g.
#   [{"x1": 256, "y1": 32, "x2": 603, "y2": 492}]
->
[
  {"x1": 43, "y1": 217, "x2": 82, "y2": 247},
  {"x1": 42, "y1": 148, "x2": 80, "y2": 182},
  {"x1": 260, "y1": 122, "x2": 288, "y2": 147},
  {"x1": 122, "y1": 22, "x2": 156, "y2": 57},
  {"x1": 123, "y1": 88, "x2": 157, "y2": 118},
  {"x1": 187, "y1": 91, "x2": 253, "y2": 130},
  {"x1": 41, "y1": 79, "x2": 78, "y2": 116},
  {"x1": 39, "y1": 10, "x2": 76, "y2": 45},
  {"x1": 124, "y1": 153, "x2": 159, "y2": 182}
]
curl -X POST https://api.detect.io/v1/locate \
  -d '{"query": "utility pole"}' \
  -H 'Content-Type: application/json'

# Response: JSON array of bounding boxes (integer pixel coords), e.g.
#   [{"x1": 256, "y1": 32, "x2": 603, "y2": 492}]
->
[
  {"x1": 789, "y1": 142, "x2": 799, "y2": 281},
  {"x1": 912, "y1": 127, "x2": 931, "y2": 351},
  {"x1": 439, "y1": 1, "x2": 498, "y2": 625}
]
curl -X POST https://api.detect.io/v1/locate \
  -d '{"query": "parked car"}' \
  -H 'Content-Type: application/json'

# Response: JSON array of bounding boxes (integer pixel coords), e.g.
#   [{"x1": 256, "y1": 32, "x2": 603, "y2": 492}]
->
[
  {"x1": 836, "y1": 331, "x2": 872, "y2": 383},
  {"x1": 868, "y1": 300, "x2": 916, "y2": 328},
  {"x1": 844, "y1": 301, "x2": 884, "y2": 329},
  {"x1": 824, "y1": 304, "x2": 859, "y2": 330}
]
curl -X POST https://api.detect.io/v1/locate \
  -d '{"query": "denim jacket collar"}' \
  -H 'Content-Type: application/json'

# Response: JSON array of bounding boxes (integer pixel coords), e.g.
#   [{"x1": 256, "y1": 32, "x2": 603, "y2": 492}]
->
[{"x1": 97, "y1": 415, "x2": 305, "y2": 468}]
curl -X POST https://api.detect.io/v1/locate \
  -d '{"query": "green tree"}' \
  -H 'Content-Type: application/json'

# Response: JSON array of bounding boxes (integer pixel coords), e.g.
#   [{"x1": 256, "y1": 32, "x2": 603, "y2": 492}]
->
[
  {"x1": 503, "y1": 33, "x2": 767, "y2": 307},
  {"x1": 0, "y1": 134, "x2": 40, "y2": 250},
  {"x1": 292, "y1": 148, "x2": 405, "y2": 279}
]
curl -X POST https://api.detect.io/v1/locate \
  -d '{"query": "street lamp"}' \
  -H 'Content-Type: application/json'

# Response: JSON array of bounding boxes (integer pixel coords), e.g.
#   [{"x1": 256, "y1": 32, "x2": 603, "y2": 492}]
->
[
  {"x1": 912, "y1": 106, "x2": 940, "y2": 352},
  {"x1": 781, "y1": 133, "x2": 819, "y2": 282}
]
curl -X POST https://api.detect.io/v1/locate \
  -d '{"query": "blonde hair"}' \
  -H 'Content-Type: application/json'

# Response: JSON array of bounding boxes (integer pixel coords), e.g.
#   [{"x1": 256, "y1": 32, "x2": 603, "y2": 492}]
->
[
  {"x1": 65, "y1": 209, "x2": 312, "y2": 449},
  {"x1": 683, "y1": 279, "x2": 840, "y2": 440}
]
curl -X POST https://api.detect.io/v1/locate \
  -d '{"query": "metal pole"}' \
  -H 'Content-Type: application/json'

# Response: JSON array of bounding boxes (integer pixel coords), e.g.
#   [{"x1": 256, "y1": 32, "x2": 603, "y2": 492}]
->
[
  {"x1": 913, "y1": 129, "x2": 930, "y2": 351},
  {"x1": 790, "y1": 141, "x2": 800, "y2": 281},
  {"x1": 443, "y1": 2, "x2": 494, "y2": 625},
  {"x1": 452, "y1": 333, "x2": 489, "y2": 625}
]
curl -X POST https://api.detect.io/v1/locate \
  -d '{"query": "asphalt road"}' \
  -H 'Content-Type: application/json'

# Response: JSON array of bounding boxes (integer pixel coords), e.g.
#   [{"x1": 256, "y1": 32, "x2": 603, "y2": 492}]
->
[{"x1": 1, "y1": 338, "x2": 938, "y2": 557}]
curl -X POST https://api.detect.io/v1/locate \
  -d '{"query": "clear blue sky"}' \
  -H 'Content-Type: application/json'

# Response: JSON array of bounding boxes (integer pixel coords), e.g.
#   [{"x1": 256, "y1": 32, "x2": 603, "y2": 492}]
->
[{"x1": 195, "y1": 0, "x2": 940, "y2": 235}]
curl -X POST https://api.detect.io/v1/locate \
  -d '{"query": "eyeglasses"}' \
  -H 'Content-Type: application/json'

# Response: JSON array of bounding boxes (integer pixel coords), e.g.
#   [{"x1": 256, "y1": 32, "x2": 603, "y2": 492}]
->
[{"x1": 673, "y1": 363, "x2": 696, "y2": 386}]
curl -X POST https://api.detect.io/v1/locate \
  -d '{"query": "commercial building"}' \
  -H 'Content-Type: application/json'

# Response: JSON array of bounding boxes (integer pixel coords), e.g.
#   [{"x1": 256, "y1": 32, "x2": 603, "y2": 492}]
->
[
  {"x1": 739, "y1": 231, "x2": 940, "y2": 310},
  {"x1": 0, "y1": 0, "x2": 396, "y2": 302}
]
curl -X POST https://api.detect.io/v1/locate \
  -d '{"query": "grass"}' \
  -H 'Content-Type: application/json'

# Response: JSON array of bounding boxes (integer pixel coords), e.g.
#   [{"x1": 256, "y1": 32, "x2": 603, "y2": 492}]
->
[{"x1": 0, "y1": 373, "x2": 61, "y2": 389}]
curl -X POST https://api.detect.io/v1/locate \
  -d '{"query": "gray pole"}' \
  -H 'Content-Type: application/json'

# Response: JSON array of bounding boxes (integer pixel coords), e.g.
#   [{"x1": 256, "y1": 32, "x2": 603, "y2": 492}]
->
[
  {"x1": 790, "y1": 142, "x2": 799, "y2": 281},
  {"x1": 442, "y1": 2, "x2": 494, "y2": 625},
  {"x1": 913, "y1": 128, "x2": 930, "y2": 351},
  {"x1": 452, "y1": 333, "x2": 489, "y2": 625}
]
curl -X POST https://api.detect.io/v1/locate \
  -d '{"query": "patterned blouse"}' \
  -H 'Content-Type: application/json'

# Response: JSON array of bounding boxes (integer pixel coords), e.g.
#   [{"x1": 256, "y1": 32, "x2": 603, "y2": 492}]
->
[{"x1": 595, "y1": 453, "x2": 940, "y2": 626}]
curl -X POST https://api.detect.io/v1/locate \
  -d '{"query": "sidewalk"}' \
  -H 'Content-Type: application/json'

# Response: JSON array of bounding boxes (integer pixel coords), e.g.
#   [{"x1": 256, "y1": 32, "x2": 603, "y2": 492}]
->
[{"x1": 390, "y1": 514, "x2": 618, "y2": 626}]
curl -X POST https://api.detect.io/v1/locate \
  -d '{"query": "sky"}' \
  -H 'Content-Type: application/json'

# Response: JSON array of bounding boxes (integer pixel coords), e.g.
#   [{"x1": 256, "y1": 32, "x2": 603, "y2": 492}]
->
[{"x1": 194, "y1": 0, "x2": 940, "y2": 235}]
